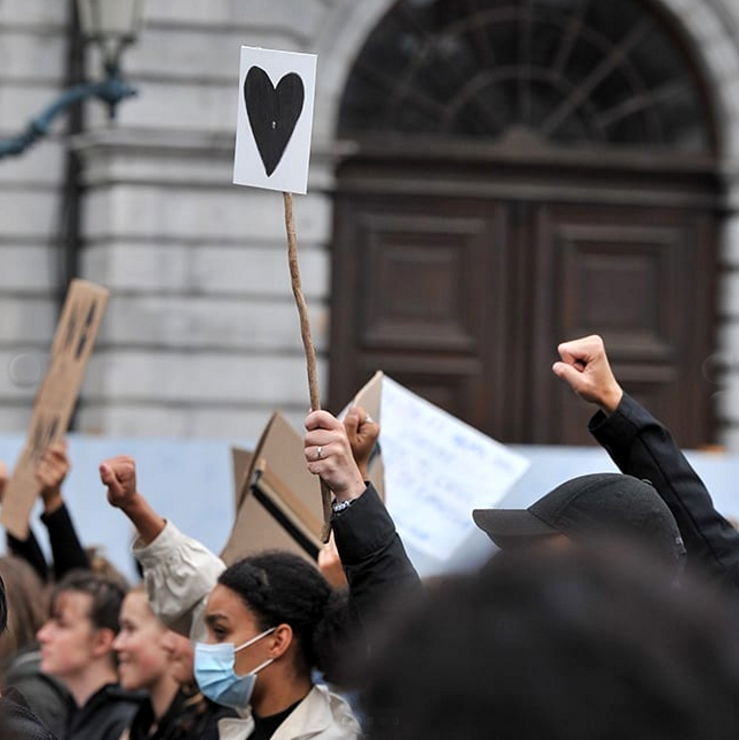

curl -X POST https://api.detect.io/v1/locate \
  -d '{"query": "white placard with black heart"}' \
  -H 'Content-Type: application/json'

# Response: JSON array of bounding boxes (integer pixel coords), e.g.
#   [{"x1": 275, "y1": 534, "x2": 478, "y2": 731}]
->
[{"x1": 233, "y1": 46, "x2": 317, "y2": 195}]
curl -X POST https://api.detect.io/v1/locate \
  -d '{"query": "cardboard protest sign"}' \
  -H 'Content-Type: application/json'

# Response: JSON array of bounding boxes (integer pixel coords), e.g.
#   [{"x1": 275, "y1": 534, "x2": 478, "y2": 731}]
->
[
  {"x1": 1, "y1": 280, "x2": 109, "y2": 538},
  {"x1": 231, "y1": 446, "x2": 254, "y2": 514},
  {"x1": 378, "y1": 376, "x2": 530, "y2": 561},
  {"x1": 221, "y1": 372, "x2": 527, "y2": 568},
  {"x1": 221, "y1": 413, "x2": 323, "y2": 566},
  {"x1": 221, "y1": 373, "x2": 390, "y2": 564},
  {"x1": 233, "y1": 46, "x2": 317, "y2": 194}
]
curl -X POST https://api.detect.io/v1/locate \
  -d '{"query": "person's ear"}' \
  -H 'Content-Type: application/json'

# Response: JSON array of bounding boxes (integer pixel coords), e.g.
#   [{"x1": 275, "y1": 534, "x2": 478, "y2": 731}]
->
[
  {"x1": 91, "y1": 627, "x2": 117, "y2": 659},
  {"x1": 268, "y1": 624, "x2": 294, "y2": 660}
]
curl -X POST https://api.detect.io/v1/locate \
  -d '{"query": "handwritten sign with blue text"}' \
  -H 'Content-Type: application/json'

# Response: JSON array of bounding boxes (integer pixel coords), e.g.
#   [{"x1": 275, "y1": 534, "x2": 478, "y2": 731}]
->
[{"x1": 380, "y1": 375, "x2": 530, "y2": 560}]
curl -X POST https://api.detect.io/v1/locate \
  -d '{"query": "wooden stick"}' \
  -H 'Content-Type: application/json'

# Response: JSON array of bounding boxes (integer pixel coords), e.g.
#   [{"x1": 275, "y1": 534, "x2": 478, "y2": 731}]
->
[{"x1": 283, "y1": 191, "x2": 332, "y2": 542}]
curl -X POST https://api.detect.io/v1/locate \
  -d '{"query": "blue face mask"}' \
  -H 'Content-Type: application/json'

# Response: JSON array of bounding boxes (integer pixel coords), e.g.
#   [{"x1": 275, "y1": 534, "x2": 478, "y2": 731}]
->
[{"x1": 194, "y1": 626, "x2": 276, "y2": 709}]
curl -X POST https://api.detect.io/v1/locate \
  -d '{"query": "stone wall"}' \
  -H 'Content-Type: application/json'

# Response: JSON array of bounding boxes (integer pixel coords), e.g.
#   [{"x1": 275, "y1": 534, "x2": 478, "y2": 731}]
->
[
  {"x1": 0, "y1": 0, "x2": 69, "y2": 431},
  {"x1": 5, "y1": 0, "x2": 739, "y2": 445},
  {"x1": 72, "y1": 0, "x2": 340, "y2": 438}
]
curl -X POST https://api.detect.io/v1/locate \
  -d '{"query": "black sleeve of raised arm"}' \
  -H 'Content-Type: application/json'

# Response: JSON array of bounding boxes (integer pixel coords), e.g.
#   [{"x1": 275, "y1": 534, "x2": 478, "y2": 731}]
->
[
  {"x1": 6, "y1": 528, "x2": 50, "y2": 583},
  {"x1": 590, "y1": 393, "x2": 739, "y2": 593},
  {"x1": 332, "y1": 484, "x2": 423, "y2": 635},
  {"x1": 40, "y1": 502, "x2": 90, "y2": 580}
]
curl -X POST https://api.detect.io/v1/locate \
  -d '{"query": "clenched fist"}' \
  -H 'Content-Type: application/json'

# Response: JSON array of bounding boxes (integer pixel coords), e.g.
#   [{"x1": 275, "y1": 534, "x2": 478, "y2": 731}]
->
[
  {"x1": 36, "y1": 441, "x2": 71, "y2": 512},
  {"x1": 99, "y1": 455, "x2": 165, "y2": 546},
  {"x1": 343, "y1": 405, "x2": 379, "y2": 480},
  {"x1": 552, "y1": 335, "x2": 623, "y2": 415},
  {"x1": 99, "y1": 455, "x2": 138, "y2": 509}
]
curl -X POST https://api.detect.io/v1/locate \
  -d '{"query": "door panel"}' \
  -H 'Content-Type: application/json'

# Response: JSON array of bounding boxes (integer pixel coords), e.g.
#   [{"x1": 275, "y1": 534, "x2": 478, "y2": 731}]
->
[
  {"x1": 330, "y1": 195, "x2": 511, "y2": 433},
  {"x1": 330, "y1": 181, "x2": 716, "y2": 447},
  {"x1": 532, "y1": 203, "x2": 715, "y2": 446},
  {"x1": 359, "y1": 213, "x2": 488, "y2": 352}
]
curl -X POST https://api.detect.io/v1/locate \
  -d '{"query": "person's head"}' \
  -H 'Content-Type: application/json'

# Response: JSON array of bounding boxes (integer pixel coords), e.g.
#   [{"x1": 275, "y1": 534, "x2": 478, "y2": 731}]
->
[
  {"x1": 473, "y1": 473, "x2": 686, "y2": 569},
  {"x1": 37, "y1": 570, "x2": 126, "y2": 681},
  {"x1": 363, "y1": 541, "x2": 739, "y2": 740},
  {"x1": 0, "y1": 555, "x2": 48, "y2": 663},
  {"x1": 84, "y1": 546, "x2": 129, "y2": 591},
  {"x1": 196, "y1": 551, "x2": 348, "y2": 709},
  {"x1": 113, "y1": 587, "x2": 176, "y2": 692}
]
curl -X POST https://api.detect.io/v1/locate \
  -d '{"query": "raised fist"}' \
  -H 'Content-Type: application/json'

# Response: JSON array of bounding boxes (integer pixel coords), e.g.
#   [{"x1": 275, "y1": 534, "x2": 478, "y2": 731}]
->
[
  {"x1": 344, "y1": 406, "x2": 379, "y2": 480},
  {"x1": 99, "y1": 455, "x2": 138, "y2": 509},
  {"x1": 552, "y1": 335, "x2": 623, "y2": 414}
]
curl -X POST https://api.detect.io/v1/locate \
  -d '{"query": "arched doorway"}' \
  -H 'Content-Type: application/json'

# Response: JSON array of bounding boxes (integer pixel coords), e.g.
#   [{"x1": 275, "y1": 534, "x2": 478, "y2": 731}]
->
[{"x1": 328, "y1": 0, "x2": 722, "y2": 445}]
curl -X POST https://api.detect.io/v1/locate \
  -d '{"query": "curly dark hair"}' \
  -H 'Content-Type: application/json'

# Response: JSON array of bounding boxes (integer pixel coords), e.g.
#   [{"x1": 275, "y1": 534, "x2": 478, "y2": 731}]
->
[{"x1": 218, "y1": 551, "x2": 351, "y2": 682}]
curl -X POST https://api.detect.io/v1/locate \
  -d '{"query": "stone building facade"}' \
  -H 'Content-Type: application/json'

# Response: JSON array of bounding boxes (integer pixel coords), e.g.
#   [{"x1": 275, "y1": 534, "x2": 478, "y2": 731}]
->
[{"x1": 3, "y1": 0, "x2": 739, "y2": 446}]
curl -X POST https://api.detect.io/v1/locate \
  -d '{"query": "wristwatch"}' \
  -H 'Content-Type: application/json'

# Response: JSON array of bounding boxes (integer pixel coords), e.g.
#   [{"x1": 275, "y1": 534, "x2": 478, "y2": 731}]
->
[{"x1": 331, "y1": 498, "x2": 356, "y2": 514}]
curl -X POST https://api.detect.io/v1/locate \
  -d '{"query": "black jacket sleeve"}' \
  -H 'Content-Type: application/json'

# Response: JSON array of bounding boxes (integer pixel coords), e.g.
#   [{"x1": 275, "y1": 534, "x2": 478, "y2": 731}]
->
[
  {"x1": 6, "y1": 530, "x2": 50, "y2": 583},
  {"x1": 332, "y1": 484, "x2": 423, "y2": 634},
  {"x1": 40, "y1": 503, "x2": 89, "y2": 581},
  {"x1": 0, "y1": 689, "x2": 58, "y2": 740},
  {"x1": 589, "y1": 393, "x2": 739, "y2": 592}
]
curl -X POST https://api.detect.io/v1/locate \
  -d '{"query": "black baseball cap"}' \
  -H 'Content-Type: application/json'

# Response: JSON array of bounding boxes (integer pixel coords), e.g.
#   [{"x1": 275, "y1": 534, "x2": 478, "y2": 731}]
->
[{"x1": 473, "y1": 473, "x2": 686, "y2": 564}]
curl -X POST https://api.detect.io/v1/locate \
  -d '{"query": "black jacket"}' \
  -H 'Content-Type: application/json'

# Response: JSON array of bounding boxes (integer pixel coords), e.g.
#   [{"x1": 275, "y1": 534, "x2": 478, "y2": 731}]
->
[
  {"x1": 589, "y1": 393, "x2": 739, "y2": 593},
  {"x1": 0, "y1": 688, "x2": 57, "y2": 740},
  {"x1": 61, "y1": 683, "x2": 142, "y2": 740},
  {"x1": 7, "y1": 503, "x2": 89, "y2": 584},
  {"x1": 2, "y1": 648, "x2": 70, "y2": 736},
  {"x1": 332, "y1": 484, "x2": 423, "y2": 639},
  {"x1": 126, "y1": 687, "x2": 236, "y2": 740}
]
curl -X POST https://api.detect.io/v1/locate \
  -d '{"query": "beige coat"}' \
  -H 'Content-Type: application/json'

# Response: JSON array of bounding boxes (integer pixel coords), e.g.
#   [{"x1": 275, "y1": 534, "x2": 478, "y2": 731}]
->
[
  {"x1": 134, "y1": 520, "x2": 224, "y2": 641},
  {"x1": 217, "y1": 685, "x2": 361, "y2": 740},
  {"x1": 133, "y1": 522, "x2": 362, "y2": 740}
]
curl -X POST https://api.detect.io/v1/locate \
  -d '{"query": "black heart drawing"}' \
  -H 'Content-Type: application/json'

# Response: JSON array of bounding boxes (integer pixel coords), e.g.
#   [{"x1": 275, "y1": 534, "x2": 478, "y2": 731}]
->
[{"x1": 244, "y1": 66, "x2": 305, "y2": 177}]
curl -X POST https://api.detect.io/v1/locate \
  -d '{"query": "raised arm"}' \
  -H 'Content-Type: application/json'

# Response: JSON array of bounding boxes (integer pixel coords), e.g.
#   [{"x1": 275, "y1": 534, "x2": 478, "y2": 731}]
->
[
  {"x1": 99, "y1": 456, "x2": 225, "y2": 638},
  {"x1": 1, "y1": 460, "x2": 48, "y2": 582},
  {"x1": 553, "y1": 334, "x2": 739, "y2": 591},
  {"x1": 35, "y1": 442, "x2": 89, "y2": 579},
  {"x1": 304, "y1": 408, "x2": 422, "y2": 632},
  {"x1": 99, "y1": 456, "x2": 166, "y2": 545},
  {"x1": 2, "y1": 444, "x2": 88, "y2": 583}
]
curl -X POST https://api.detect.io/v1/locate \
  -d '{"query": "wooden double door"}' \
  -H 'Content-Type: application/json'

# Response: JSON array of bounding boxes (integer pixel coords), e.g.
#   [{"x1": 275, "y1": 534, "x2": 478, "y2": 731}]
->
[{"x1": 329, "y1": 154, "x2": 719, "y2": 446}]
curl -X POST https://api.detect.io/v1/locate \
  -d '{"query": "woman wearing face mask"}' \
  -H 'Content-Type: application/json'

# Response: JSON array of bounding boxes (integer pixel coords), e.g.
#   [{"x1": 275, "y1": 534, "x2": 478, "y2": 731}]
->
[
  {"x1": 158, "y1": 604, "x2": 239, "y2": 739},
  {"x1": 115, "y1": 589, "x2": 236, "y2": 740},
  {"x1": 100, "y1": 457, "x2": 361, "y2": 740},
  {"x1": 192, "y1": 551, "x2": 356, "y2": 739}
]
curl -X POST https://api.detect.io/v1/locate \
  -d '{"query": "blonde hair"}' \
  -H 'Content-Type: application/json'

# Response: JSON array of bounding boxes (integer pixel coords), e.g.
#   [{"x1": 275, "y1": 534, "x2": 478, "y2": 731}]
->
[{"x1": 84, "y1": 546, "x2": 129, "y2": 591}]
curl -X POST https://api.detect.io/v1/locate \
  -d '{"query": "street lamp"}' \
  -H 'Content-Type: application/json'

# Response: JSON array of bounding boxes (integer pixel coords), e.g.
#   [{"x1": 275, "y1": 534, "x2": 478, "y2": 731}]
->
[
  {"x1": 0, "y1": 0, "x2": 144, "y2": 158},
  {"x1": 77, "y1": 0, "x2": 145, "y2": 71}
]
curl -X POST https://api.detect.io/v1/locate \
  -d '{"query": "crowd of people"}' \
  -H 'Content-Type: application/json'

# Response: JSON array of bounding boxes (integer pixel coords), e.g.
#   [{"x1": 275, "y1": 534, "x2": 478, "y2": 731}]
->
[{"x1": 1, "y1": 334, "x2": 739, "y2": 739}]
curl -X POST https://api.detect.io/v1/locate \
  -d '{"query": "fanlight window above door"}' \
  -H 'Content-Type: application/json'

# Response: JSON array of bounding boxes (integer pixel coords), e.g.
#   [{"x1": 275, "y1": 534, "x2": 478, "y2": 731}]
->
[{"x1": 339, "y1": 0, "x2": 715, "y2": 154}]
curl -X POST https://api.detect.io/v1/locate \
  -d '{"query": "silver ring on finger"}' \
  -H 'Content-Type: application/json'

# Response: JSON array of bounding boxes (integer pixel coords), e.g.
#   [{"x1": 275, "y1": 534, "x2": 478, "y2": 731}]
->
[{"x1": 316, "y1": 445, "x2": 323, "y2": 460}]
